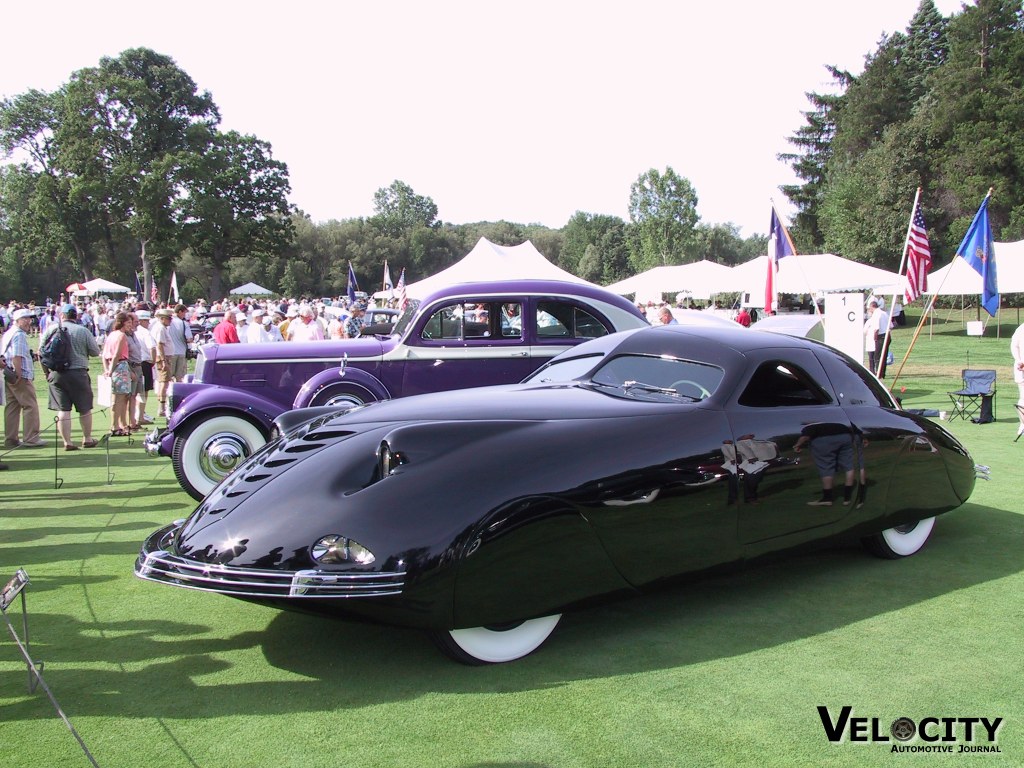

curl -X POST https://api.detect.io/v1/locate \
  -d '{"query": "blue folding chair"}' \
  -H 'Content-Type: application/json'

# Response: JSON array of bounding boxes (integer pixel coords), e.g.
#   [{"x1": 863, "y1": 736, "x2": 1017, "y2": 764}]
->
[{"x1": 947, "y1": 370, "x2": 997, "y2": 423}]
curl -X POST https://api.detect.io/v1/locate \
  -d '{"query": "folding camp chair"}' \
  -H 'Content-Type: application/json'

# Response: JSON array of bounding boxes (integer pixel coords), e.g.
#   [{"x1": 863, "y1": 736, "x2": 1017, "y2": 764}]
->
[{"x1": 947, "y1": 369, "x2": 997, "y2": 423}]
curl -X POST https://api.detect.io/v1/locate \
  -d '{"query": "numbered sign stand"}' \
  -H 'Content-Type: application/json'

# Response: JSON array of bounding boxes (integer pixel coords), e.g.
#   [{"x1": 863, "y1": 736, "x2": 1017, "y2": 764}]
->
[{"x1": 1, "y1": 570, "x2": 101, "y2": 767}]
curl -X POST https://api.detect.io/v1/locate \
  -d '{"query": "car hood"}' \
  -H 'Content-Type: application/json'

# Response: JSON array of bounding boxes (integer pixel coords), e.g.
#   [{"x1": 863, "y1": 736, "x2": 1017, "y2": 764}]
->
[
  {"x1": 205, "y1": 336, "x2": 390, "y2": 362},
  {"x1": 171, "y1": 383, "x2": 704, "y2": 572}
]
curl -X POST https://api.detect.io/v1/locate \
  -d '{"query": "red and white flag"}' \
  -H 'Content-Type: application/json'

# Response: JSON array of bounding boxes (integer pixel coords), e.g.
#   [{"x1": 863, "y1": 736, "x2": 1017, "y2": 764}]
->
[
  {"x1": 904, "y1": 202, "x2": 932, "y2": 303},
  {"x1": 151, "y1": 280, "x2": 159, "y2": 305}
]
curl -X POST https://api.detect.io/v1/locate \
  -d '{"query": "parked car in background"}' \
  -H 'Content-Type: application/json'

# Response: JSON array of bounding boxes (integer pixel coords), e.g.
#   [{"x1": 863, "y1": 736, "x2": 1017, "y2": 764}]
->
[
  {"x1": 361, "y1": 307, "x2": 400, "y2": 336},
  {"x1": 136, "y1": 324, "x2": 980, "y2": 663},
  {"x1": 145, "y1": 280, "x2": 649, "y2": 499}
]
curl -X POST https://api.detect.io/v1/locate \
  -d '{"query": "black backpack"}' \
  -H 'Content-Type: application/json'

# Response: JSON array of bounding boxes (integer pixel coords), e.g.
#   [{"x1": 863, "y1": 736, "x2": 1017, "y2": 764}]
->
[{"x1": 40, "y1": 323, "x2": 72, "y2": 372}]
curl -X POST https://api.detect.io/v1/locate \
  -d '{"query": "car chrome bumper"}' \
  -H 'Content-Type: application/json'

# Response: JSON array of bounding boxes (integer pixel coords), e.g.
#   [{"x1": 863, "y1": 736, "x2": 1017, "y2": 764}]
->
[{"x1": 134, "y1": 523, "x2": 405, "y2": 599}]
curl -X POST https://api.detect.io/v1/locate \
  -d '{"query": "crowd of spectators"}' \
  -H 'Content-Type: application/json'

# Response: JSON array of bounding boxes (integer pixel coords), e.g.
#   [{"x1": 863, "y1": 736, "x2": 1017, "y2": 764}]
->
[{"x1": 0, "y1": 291, "x2": 401, "y2": 471}]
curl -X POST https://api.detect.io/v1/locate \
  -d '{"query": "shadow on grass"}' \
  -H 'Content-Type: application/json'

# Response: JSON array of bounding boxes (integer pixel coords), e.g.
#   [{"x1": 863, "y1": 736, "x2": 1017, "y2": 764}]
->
[
  {"x1": 1, "y1": 520, "x2": 170, "y2": 545},
  {"x1": 0, "y1": 505, "x2": 1020, "y2": 721}
]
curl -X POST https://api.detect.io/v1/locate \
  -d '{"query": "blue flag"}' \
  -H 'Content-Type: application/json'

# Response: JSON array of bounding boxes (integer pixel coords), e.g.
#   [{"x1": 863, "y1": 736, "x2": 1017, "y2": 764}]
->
[
  {"x1": 769, "y1": 208, "x2": 797, "y2": 262},
  {"x1": 347, "y1": 262, "x2": 359, "y2": 303},
  {"x1": 956, "y1": 195, "x2": 998, "y2": 316}
]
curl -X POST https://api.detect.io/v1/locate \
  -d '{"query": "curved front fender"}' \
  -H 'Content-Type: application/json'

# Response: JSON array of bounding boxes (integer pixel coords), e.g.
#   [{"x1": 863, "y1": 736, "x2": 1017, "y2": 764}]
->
[
  {"x1": 293, "y1": 367, "x2": 391, "y2": 408},
  {"x1": 167, "y1": 386, "x2": 284, "y2": 439}
]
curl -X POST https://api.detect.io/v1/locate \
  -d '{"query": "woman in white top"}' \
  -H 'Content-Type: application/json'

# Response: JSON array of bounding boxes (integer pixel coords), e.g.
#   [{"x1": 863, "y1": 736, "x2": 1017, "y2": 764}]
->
[{"x1": 1011, "y1": 322, "x2": 1024, "y2": 437}]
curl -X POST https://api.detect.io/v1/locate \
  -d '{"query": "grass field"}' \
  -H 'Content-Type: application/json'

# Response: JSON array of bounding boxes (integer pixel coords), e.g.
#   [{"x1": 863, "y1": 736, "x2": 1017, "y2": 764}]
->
[{"x1": 2, "y1": 312, "x2": 1023, "y2": 768}]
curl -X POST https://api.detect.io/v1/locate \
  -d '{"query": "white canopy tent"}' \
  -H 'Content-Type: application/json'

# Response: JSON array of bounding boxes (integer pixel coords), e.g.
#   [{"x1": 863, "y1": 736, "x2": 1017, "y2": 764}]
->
[
  {"x1": 731, "y1": 253, "x2": 903, "y2": 297},
  {"x1": 230, "y1": 282, "x2": 275, "y2": 296},
  {"x1": 605, "y1": 260, "x2": 736, "y2": 303},
  {"x1": 82, "y1": 277, "x2": 131, "y2": 294},
  {"x1": 377, "y1": 238, "x2": 592, "y2": 300},
  {"x1": 923, "y1": 240, "x2": 1024, "y2": 295}
]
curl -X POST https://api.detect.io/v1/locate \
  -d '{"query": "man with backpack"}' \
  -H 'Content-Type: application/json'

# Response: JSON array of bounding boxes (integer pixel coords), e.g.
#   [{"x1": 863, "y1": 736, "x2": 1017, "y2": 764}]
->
[{"x1": 39, "y1": 304, "x2": 100, "y2": 450}]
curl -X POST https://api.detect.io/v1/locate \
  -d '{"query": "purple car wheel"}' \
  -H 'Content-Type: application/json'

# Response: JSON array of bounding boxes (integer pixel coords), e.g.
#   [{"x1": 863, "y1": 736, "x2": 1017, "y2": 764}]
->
[
  {"x1": 431, "y1": 614, "x2": 562, "y2": 664},
  {"x1": 172, "y1": 414, "x2": 268, "y2": 501}
]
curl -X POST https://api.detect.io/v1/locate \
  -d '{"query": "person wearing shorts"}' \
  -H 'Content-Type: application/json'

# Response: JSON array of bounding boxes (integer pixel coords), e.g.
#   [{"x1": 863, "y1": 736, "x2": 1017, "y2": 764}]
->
[
  {"x1": 152, "y1": 308, "x2": 175, "y2": 417},
  {"x1": 794, "y1": 424, "x2": 855, "y2": 507},
  {"x1": 40, "y1": 304, "x2": 100, "y2": 450}
]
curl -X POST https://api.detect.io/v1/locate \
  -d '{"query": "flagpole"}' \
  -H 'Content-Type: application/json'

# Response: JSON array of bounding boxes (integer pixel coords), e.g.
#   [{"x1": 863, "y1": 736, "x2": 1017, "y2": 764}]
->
[
  {"x1": 878, "y1": 187, "x2": 921, "y2": 379},
  {"x1": 769, "y1": 200, "x2": 823, "y2": 321},
  {"x1": 890, "y1": 188, "x2": 993, "y2": 388}
]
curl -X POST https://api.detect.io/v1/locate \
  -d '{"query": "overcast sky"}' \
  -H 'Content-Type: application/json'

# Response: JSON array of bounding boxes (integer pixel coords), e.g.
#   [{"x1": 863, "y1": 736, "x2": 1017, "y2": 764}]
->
[{"x1": 1, "y1": 0, "x2": 965, "y2": 237}]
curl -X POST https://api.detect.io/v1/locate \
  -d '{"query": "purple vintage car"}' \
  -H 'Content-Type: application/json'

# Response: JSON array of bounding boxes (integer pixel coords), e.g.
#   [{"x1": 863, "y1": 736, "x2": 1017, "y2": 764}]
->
[{"x1": 145, "y1": 279, "x2": 649, "y2": 499}]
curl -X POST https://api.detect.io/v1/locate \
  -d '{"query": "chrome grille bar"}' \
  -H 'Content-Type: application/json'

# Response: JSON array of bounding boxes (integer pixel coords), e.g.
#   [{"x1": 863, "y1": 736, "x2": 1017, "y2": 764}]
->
[{"x1": 136, "y1": 550, "x2": 404, "y2": 599}]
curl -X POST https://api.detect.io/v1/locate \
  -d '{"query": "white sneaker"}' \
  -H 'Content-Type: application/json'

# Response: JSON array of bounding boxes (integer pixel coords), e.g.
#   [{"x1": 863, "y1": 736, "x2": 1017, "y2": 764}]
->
[{"x1": 141, "y1": 415, "x2": 155, "y2": 424}]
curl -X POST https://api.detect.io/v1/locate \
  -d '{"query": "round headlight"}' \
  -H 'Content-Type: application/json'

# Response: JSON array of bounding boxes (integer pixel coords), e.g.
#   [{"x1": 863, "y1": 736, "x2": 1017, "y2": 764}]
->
[{"x1": 311, "y1": 535, "x2": 375, "y2": 565}]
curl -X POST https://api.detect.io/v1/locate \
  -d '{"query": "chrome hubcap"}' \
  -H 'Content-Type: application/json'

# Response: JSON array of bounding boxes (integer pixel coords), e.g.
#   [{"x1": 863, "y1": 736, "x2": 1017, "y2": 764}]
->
[
  {"x1": 321, "y1": 392, "x2": 363, "y2": 407},
  {"x1": 199, "y1": 433, "x2": 251, "y2": 481}
]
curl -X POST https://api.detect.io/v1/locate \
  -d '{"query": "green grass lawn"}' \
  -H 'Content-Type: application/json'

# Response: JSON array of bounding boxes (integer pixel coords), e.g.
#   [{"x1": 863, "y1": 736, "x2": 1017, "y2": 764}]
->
[{"x1": 2, "y1": 314, "x2": 1023, "y2": 768}]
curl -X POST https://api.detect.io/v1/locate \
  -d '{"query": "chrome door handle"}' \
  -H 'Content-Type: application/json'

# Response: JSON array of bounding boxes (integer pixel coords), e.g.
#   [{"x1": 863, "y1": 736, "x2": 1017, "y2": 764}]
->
[{"x1": 603, "y1": 488, "x2": 660, "y2": 506}]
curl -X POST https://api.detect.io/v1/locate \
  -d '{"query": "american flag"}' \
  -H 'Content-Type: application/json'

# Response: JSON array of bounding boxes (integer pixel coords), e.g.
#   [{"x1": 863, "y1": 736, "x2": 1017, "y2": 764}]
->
[
  {"x1": 904, "y1": 202, "x2": 932, "y2": 303},
  {"x1": 151, "y1": 280, "x2": 159, "y2": 305},
  {"x1": 395, "y1": 268, "x2": 407, "y2": 310}
]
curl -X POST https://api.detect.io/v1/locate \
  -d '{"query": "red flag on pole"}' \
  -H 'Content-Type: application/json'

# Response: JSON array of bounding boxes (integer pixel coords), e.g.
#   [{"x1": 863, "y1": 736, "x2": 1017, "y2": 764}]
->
[{"x1": 904, "y1": 202, "x2": 932, "y2": 303}]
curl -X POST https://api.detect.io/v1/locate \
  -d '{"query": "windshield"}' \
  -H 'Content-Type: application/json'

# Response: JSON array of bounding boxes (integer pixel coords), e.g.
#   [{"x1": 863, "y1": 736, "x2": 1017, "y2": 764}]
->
[
  {"x1": 523, "y1": 353, "x2": 607, "y2": 384},
  {"x1": 390, "y1": 299, "x2": 421, "y2": 337},
  {"x1": 585, "y1": 353, "x2": 725, "y2": 402}
]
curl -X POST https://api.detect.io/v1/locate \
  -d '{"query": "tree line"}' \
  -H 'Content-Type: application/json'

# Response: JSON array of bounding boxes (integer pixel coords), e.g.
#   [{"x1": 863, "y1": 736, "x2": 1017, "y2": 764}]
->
[
  {"x1": 781, "y1": 0, "x2": 1024, "y2": 270},
  {"x1": 1, "y1": 48, "x2": 767, "y2": 303}
]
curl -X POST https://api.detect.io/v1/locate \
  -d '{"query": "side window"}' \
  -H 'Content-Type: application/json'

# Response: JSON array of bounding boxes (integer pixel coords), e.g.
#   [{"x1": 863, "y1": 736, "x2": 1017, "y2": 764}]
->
[
  {"x1": 422, "y1": 305, "x2": 462, "y2": 340},
  {"x1": 536, "y1": 301, "x2": 610, "y2": 340},
  {"x1": 738, "y1": 360, "x2": 833, "y2": 408},
  {"x1": 421, "y1": 302, "x2": 511, "y2": 341},
  {"x1": 500, "y1": 303, "x2": 522, "y2": 338}
]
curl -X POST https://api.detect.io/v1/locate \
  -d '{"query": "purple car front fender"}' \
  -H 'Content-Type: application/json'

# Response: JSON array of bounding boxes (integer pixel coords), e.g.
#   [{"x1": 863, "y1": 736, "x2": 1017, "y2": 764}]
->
[
  {"x1": 157, "y1": 385, "x2": 284, "y2": 455},
  {"x1": 293, "y1": 366, "x2": 391, "y2": 409}
]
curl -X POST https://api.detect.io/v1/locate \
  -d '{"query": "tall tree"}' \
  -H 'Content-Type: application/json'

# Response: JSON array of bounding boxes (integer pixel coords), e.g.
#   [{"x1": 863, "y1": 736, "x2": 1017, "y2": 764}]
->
[
  {"x1": 560, "y1": 212, "x2": 629, "y2": 283},
  {"x1": 176, "y1": 130, "x2": 294, "y2": 298},
  {"x1": 778, "y1": 68, "x2": 850, "y2": 249},
  {"x1": 369, "y1": 180, "x2": 438, "y2": 237},
  {"x1": 0, "y1": 88, "x2": 108, "y2": 278},
  {"x1": 57, "y1": 48, "x2": 220, "y2": 296},
  {"x1": 626, "y1": 167, "x2": 700, "y2": 271}
]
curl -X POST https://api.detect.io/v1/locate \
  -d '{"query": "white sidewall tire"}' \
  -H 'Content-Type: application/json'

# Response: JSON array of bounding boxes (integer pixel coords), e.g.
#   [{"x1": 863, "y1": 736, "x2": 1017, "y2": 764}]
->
[
  {"x1": 880, "y1": 516, "x2": 935, "y2": 557},
  {"x1": 447, "y1": 614, "x2": 562, "y2": 664},
  {"x1": 173, "y1": 414, "x2": 267, "y2": 500}
]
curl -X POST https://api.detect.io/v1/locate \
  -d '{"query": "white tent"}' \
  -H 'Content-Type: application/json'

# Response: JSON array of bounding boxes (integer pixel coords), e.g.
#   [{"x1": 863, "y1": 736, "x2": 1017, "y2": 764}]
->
[
  {"x1": 379, "y1": 238, "x2": 592, "y2": 300},
  {"x1": 924, "y1": 240, "x2": 1024, "y2": 295},
  {"x1": 731, "y1": 253, "x2": 902, "y2": 296},
  {"x1": 605, "y1": 260, "x2": 735, "y2": 302},
  {"x1": 83, "y1": 277, "x2": 131, "y2": 294},
  {"x1": 230, "y1": 282, "x2": 275, "y2": 296}
]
